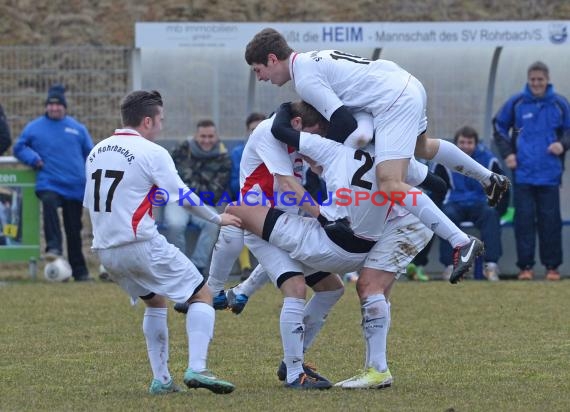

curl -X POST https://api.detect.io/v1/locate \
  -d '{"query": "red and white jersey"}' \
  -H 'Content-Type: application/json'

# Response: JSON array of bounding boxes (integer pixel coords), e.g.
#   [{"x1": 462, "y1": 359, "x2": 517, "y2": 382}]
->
[
  {"x1": 290, "y1": 50, "x2": 411, "y2": 120},
  {"x1": 240, "y1": 117, "x2": 304, "y2": 215},
  {"x1": 84, "y1": 128, "x2": 190, "y2": 249},
  {"x1": 298, "y1": 132, "x2": 410, "y2": 241}
]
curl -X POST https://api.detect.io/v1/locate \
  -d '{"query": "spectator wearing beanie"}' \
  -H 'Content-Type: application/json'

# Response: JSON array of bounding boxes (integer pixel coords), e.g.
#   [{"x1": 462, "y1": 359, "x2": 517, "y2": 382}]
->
[{"x1": 14, "y1": 84, "x2": 94, "y2": 281}]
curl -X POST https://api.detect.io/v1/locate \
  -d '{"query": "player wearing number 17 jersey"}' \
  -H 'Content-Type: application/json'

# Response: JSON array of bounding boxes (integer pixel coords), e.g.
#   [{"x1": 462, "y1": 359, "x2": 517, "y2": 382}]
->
[
  {"x1": 83, "y1": 90, "x2": 239, "y2": 395},
  {"x1": 245, "y1": 28, "x2": 510, "y2": 283}
]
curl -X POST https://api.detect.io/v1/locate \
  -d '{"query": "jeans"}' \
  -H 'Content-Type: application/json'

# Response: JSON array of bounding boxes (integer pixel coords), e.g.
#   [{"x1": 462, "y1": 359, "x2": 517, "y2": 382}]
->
[
  {"x1": 163, "y1": 202, "x2": 220, "y2": 271},
  {"x1": 439, "y1": 202, "x2": 502, "y2": 266},
  {"x1": 36, "y1": 190, "x2": 88, "y2": 279},
  {"x1": 513, "y1": 184, "x2": 562, "y2": 270}
]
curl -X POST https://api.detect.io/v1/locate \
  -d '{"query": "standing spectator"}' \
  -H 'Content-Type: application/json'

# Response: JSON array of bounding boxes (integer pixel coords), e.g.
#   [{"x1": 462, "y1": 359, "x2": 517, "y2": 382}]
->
[
  {"x1": 164, "y1": 119, "x2": 231, "y2": 275},
  {"x1": 435, "y1": 126, "x2": 508, "y2": 282},
  {"x1": 494, "y1": 61, "x2": 570, "y2": 281},
  {"x1": 14, "y1": 85, "x2": 93, "y2": 281},
  {"x1": 0, "y1": 103, "x2": 11, "y2": 155}
]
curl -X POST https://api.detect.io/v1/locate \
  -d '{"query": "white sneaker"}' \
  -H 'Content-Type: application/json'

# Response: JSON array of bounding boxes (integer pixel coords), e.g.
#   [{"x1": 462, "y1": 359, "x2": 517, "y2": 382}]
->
[
  {"x1": 484, "y1": 262, "x2": 500, "y2": 282},
  {"x1": 441, "y1": 265, "x2": 453, "y2": 281}
]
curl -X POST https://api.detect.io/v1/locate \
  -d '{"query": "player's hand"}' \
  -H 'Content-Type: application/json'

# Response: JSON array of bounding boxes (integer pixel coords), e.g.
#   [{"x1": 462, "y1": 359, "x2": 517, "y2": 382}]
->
[
  {"x1": 219, "y1": 212, "x2": 241, "y2": 228},
  {"x1": 34, "y1": 159, "x2": 44, "y2": 170},
  {"x1": 318, "y1": 214, "x2": 354, "y2": 237}
]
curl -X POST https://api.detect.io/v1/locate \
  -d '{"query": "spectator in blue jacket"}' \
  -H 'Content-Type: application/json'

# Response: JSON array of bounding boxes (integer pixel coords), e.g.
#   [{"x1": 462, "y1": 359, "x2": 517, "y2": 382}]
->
[
  {"x1": 14, "y1": 85, "x2": 93, "y2": 281},
  {"x1": 435, "y1": 126, "x2": 508, "y2": 282},
  {"x1": 493, "y1": 62, "x2": 570, "y2": 281}
]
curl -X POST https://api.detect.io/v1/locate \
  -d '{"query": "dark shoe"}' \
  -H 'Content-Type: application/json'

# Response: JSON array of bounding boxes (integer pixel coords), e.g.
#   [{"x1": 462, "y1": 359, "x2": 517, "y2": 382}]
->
[
  {"x1": 285, "y1": 373, "x2": 332, "y2": 390},
  {"x1": 173, "y1": 302, "x2": 190, "y2": 314},
  {"x1": 485, "y1": 173, "x2": 510, "y2": 207},
  {"x1": 226, "y1": 288, "x2": 248, "y2": 314},
  {"x1": 277, "y1": 361, "x2": 330, "y2": 384},
  {"x1": 213, "y1": 290, "x2": 228, "y2": 310},
  {"x1": 450, "y1": 237, "x2": 485, "y2": 284}
]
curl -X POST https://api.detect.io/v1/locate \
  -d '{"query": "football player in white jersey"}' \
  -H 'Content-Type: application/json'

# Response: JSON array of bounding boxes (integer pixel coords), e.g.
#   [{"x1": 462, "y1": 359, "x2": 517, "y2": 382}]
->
[
  {"x1": 245, "y1": 28, "x2": 511, "y2": 283},
  {"x1": 227, "y1": 101, "x2": 434, "y2": 389},
  {"x1": 83, "y1": 90, "x2": 241, "y2": 395},
  {"x1": 233, "y1": 106, "x2": 347, "y2": 390}
]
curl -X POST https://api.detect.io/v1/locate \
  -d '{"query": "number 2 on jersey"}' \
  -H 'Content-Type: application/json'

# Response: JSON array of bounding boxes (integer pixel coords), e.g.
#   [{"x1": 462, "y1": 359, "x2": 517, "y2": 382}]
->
[
  {"x1": 91, "y1": 169, "x2": 124, "y2": 212},
  {"x1": 351, "y1": 150, "x2": 374, "y2": 190}
]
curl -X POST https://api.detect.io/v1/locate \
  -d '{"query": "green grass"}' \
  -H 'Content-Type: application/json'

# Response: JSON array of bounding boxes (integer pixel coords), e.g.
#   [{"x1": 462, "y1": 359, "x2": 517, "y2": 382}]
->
[{"x1": 1, "y1": 280, "x2": 569, "y2": 411}]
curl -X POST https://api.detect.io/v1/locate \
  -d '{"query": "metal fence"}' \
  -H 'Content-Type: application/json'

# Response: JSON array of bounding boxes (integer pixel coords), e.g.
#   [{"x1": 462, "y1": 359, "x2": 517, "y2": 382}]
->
[{"x1": 0, "y1": 46, "x2": 131, "y2": 148}]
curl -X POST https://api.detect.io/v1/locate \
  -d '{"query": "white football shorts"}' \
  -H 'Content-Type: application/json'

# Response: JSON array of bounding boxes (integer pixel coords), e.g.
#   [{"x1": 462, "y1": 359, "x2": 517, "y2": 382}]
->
[
  {"x1": 364, "y1": 213, "x2": 433, "y2": 277},
  {"x1": 373, "y1": 75, "x2": 428, "y2": 164},
  {"x1": 95, "y1": 234, "x2": 204, "y2": 304}
]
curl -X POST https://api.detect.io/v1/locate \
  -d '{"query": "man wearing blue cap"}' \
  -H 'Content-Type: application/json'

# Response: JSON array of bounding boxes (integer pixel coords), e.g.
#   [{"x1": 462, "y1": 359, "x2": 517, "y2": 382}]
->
[{"x1": 14, "y1": 84, "x2": 94, "y2": 281}]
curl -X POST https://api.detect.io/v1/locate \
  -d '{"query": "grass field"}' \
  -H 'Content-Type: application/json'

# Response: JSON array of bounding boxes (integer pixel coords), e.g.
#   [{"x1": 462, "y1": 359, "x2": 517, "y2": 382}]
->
[{"x1": 1, "y1": 279, "x2": 569, "y2": 412}]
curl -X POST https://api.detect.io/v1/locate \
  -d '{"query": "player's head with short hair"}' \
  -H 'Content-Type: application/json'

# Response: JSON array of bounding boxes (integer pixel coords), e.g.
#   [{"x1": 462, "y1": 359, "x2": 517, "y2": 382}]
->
[
  {"x1": 246, "y1": 112, "x2": 266, "y2": 135},
  {"x1": 245, "y1": 28, "x2": 293, "y2": 65},
  {"x1": 290, "y1": 101, "x2": 329, "y2": 136},
  {"x1": 120, "y1": 90, "x2": 163, "y2": 128}
]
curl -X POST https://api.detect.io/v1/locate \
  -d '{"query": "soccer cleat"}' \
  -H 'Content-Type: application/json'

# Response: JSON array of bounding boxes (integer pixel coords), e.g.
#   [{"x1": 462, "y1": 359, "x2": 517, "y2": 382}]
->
[
  {"x1": 406, "y1": 264, "x2": 429, "y2": 281},
  {"x1": 173, "y1": 301, "x2": 190, "y2": 314},
  {"x1": 335, "y1": 367, "x2": 393, "y2": 389},
  {"x1": 285, "y1": 372, "x2": 332, "y2": 390},
  {"x1": 226, "y1": 288, "x2": 249, "y2": 314},
  {"x1": 276, "y1": 361, "x2": 331, "y2": 384},
  {"x1": 518, "y1": 269, "x2": 534, "y2": 280},
  {"x1": 183, "y1": 369, "x2": 235, "y2": 394},
  {"x1": 450, "y1": 236, "x2": 485, "y2": 284},
  {"x1": 485, "y1": 173, "x2": 510, "y2": 208},
  {"x1": 148, "y1": 378, "x2": 181, "y2": 395},
  {"x1": 545, "y1": 269, "x2": 560, "y2": 281},
  {"x1": 213, "y1": 290, "x2": 228, "y2": 310}
]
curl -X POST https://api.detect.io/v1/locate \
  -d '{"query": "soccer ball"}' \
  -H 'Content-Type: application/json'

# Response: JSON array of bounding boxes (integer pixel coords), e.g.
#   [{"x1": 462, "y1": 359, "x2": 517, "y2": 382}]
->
[{"x1": 44, "y1": 258, "x2": 72, "y2": 282}]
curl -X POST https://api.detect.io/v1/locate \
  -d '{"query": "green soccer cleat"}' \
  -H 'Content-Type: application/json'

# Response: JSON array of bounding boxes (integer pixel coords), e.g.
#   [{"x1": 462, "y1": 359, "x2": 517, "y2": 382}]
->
[
  {"x1": 183, "y1": 368, "x2": 235, "y2": 394},
  {"x1": 335, "y1": 367, "x2": 393, "y2": 389},
  {"x1": 148, "y1": 378, "x2": 181, "y2": 395}
]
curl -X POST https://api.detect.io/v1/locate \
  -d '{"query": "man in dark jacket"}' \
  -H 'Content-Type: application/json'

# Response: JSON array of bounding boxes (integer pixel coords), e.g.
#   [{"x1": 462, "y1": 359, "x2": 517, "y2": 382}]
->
[
  {"x1": 493, "y1": 61, "x2": 570, "y2": 281},
  {"x1": 164, "y1": 119, "x2": 231, "y2": 274},
  {"x1": 0, "y1": 103, "x2": 11, "y2": 155}
]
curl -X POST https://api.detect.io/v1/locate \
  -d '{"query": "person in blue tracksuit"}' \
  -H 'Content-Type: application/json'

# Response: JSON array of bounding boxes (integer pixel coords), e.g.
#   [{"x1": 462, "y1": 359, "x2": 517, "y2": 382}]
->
[
  {"x1": 14, "y1": 84, "x2": 93, "y2": 281},
  {"x1": 493, "y1": 61, "x2": 570, "y2": 281},
  {"x1": 435, "y1": 126, "x2": 508, "y2": 282}
]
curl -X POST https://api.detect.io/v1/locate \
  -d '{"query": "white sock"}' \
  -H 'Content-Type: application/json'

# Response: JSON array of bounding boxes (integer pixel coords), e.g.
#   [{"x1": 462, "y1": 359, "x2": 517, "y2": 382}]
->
[
  {"x1": 234, "y1": 264, "x2": 269, "y2": 297},
  {"x1": 186, "y1": 302, "x2": 214, "y2": 372},
  {"x1": 280, "y1": 297, "x2": 305, "y2": 383},
  {"x1": 207, "y1": 226, "x2": 245, "y2": 293},
  {"x1": 404, "y1": 189, "x2": 469, "y2": 248},
  {"x1": 432, "y1": 139, "x2": 492, "y2": 185},
  {"x1": 362, "y1": 294, "x2": 389, "y2": 372},
  {"x1": 143, "y1": 307, "x2": 171, "y2": 384},
  {"x1": 303, "y1": 288, "x2": 344, "y2": 352}
]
